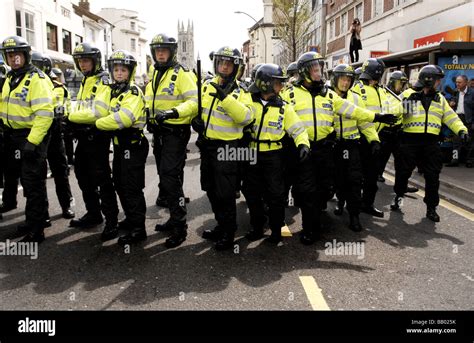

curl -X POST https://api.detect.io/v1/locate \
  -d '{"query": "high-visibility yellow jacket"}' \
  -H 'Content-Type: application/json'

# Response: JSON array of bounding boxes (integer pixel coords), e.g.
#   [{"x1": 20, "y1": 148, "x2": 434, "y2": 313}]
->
[
  {"x1": 201, "y1": 78, "x2": 254, "y2": 141},
  {"x1": 400, "y1": 89, "x2": 467, "y2": 136},
  {"x1": 281, "y1": 84, "x2": 376, "y2": 142},
  {"x1": 351, "y1": 82, "x2": 402, "y2": 133},
  {"x1": 1, "y1": 68, "x2": 54, "y2": 145},
  {"x1": 96, "y1": 84, "x2": 146, "y2": 145},
  {"x1": 52, "y1": 80, "x2": 71, "y2": 118},
  {"x1": 248, "y1": 95, "x2": 309, "y2": 152},
  {"x1": 68, "y1": 71, "x2": 111, "y2": 124},
  {"x1": 333, "y1": 90, "x2": 380, "y2": 143},
  {"x1": 145, "y1": 64, "x2": 198, "y2": 125}
]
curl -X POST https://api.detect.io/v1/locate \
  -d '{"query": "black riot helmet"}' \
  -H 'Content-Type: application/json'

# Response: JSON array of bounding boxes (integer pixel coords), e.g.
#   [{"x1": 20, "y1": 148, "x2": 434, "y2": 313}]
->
[
  {"x1": 150, "y1": 33, "x2": 178, "y2": 68},
  {"x1": 249, "y1": 63, "x2": 288, "y2": 95},
  {"x1": 331, "y1": 64, "x2": 355, "y2": 91},
  {"x1": 31, "y1": 51, "x2": 45, "y2": 70},
  {"x1": 415, "y1": 65, "x2": 445, "y2": 89},
  {"x1": 250, "y1": 63, "x2": 263, "y2": 82},
  {"x1": 0, "y1": 62, "x2": 9, "y2": 89},
  {"x1": 297, "y1": 51, "x2": 325, "y2": 84},
  {"x1": 359, "y1": 58, "x2": 385, "y2": 82},
  {"x1": 213, "y1": 46, "x2": 244, "y2": 83},
  {"x1": 388, "y1": 70, "x2": 408, "y2": 94},
  {"x1": 354, "y1": 67, "x2": 362, "y2": 80},
  {"x1": 107, "y1": 49, "x2": 137, "y2": 83},
  {"x1": 0, "y1": 35, "x2": 32, "y2": 66},
  {"x1": 286, "y1": 62, "x2": 298, "y2": 77},
  {"x1": 72, "y1": 42, "x2": 102, "y2": 76}
]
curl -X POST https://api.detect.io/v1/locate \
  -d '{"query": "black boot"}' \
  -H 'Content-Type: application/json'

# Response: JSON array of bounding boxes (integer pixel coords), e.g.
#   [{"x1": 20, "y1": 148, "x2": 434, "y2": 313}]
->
[
  {"x1": 264, "y1": 229, "x2": 282, "y2": 245},
  {"x1": 70, "y1": 213, "x2": 103, "y2": 228},
  {"x1": 20, "y1": 231, "x2": 45, "y2": 243},
  {"x1": 245, "y1": 227, "x2": 264, "y2": 241},
  {"x1": 202, "y1": 226, "x2": 223, "y2": 241},
  {"x1": 0, "y1": 202, "x2": 17, "y2": 213},
  {"x1": 349, "y1": 214, "x2": 363, "y2": 232},
  {"x1": 165, "y1": 225, "x2": 188, "y2": 249},
  {"x1": 215, "y1": 232, "x2": 235, "y2": 251},
  {"x1": 406, "y1": 186, "x2": 419, "y2": 193},
  {"x1": 334, "y1": 201, "x2": 344, "y2": 216},
  {"x1": 62, "y1": 207, "x2": 75, "y2": 219},
  {"x1": 426, "y1": 207, "x2": 440, "y2": 222},
  {"x1": 361, "y1": 205, "x2": 384, "y2": 218},
  {"x1": 390, "y1": 196, "x2": 404, "y2": 211},
  {"x1": 101, "y1": 222, "x2": 119, "y2": 242},
  {"x1": 155, "y1": 196, "x2": 168, "y2": 208},
  {"x1": 118, "y1": 220, "x2": 132, "y2": 231},
  {"x1": 118, "y1": 228, "x2": 147, "y2": 246}
]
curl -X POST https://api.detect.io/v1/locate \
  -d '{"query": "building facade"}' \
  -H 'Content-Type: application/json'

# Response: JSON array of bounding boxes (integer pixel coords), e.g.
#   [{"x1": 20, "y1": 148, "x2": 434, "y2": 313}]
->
[{"x1": 177, "y1": 20, "x2": 195, "y2": 70}]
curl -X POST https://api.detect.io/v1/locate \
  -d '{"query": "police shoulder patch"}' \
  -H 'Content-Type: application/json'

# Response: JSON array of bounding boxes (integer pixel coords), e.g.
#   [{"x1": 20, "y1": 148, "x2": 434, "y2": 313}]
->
[
  {"x1": 130, "y1": 85, "x2": 139, "y2": 96},
  {"x1": 179, "y1": 64, "x2": 189, "y2": 72}
]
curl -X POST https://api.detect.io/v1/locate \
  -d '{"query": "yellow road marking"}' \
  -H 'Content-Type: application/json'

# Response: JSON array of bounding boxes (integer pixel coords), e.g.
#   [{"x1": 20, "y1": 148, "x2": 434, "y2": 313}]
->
[
  {"x1": 299, "y1": 276, "x2": 331, "y2": 311},
  {"x1": 281, "y1": 224, "x2": 292, "y2": 237},
  {"x1": 383, "y1": 173, "x2": 474, "y2": 222}
]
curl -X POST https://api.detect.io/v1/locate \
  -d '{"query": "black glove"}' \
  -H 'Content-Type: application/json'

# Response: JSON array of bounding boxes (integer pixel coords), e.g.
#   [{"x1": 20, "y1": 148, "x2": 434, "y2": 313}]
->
[
  {"x1": 191, "y1": 116, "x2": 205, "y2": 134},
  {"x1": 155, "y1": 109, "x2": 179, "y2": 123},
  {"x1": 298, "y1": 144, "x2": 311, "y2": 162},
  {"x1": 374, "y1": 113, "x2": 398, "y2": 125},
  {"x1": 459, "y1": 131, "x2": 470, "y2": 144},
  {"x1": 210, "y1": 81, "x2": 235, "y2": 101},
  {"x1": 22, "y1": 141, "x2": 38, "y2": 160},
  {"x1": 371, "y1": 141, "x2": 381, "y2": 156}
]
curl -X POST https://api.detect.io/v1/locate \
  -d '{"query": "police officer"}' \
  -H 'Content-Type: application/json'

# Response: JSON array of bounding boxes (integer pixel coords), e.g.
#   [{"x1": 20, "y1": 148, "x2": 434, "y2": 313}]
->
[
  {"x1": 351, "y1": 58, "x2": 392, "y2": 218},
  {"x1": 195, "y1": 46, "x2": 254, "y2": 250},
  {"x1": 52, "y1": 67, "x2": 74, "y2": 166},
  {"x1": 391, "y1": 65, "x2": 468, "y2": 222},
  {"x1": 31, "y1": 52, "x2": 75, "y2": 219},
  {"x1": 281, "y1": 52, "x2": 395, "y2": 245},
  {"x1": 243, "y1": 63, "x2": 310, "y2": 244},
  {"x1": 146, "y1": 33, "x2": 198, "y2": 248},
  {"x1": 67, "y1": 42, "x2": 119, "y2": 240},
  {"x1": 286, "y1": 62, "x2": 298, "y2": 84},
  {"x1": 96, "y1": 50, "x2": 149, "y2": 245},
  {"x1": 330, "y1": 64, "x2": 380, "y2": 232},
  {"x1": 0, "y1": 36, "x2": 54, "y2": 242}
]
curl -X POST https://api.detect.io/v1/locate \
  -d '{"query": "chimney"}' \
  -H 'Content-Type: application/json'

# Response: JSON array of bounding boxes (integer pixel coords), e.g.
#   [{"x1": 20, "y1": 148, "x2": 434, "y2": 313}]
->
[{"x1": 79, "y1": 0, "x2": 90, "y2": 12}]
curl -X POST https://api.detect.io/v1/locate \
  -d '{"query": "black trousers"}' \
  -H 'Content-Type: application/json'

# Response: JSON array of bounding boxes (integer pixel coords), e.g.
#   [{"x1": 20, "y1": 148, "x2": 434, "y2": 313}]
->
[
  {"x1": 63, "y1": 133, "x2": 74, "y2": 165},
  {"x1": 282, "y1": 138, "x2": 300, "y2": 205},
  {"x1": 153, "y1": 124, "x2": 190, "y2": 228},
  {"x1": 74, "y1": 132, "x2": 118, "y2": 223},
  {"x1": 47, "y1": 120, "x2": 73, "y2": 210},
  {"x1": 113, "y1": 137, "x2": 149, "y2": 229},
  {"x1": 377, "y1": 127, "x2": 401, "y2": 177},
  {"x1": 3, "y1": 129, "x2": 49, "y2": 232},
  {"x1": 200, "y1": 140, "x2": 239, "y2": 235},
  {"x1": 360, "y1": 137, "x2": 379, "y2": 207},
  {"x1": 394, "y1": 135, "x2": 443, "y2": 208},
  {"x1": 334, "y1": 140, "x2": 363, "y2": 215},
  {"x1": 242, "y1": 150, "x2": 285, "y2": 234},
  {"x1": 294, "y1": 140, "x2": 335, "y2": 233}
]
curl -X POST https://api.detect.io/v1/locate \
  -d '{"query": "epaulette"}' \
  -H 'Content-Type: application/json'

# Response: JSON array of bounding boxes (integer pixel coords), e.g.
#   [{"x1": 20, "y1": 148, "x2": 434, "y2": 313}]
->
[{"x1": 130, "y1": 84, "x2": 139, "y2": 96}]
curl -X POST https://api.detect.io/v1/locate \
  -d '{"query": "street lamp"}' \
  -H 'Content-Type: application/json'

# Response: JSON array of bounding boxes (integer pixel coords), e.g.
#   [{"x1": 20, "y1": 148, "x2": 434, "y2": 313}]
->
[{"x1": 235, "y1": 10, "x2": 268, "y2": 63}]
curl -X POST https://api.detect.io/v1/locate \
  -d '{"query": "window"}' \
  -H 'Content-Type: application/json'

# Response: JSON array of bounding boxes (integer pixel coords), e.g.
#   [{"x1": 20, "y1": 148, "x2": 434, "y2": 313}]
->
[
  {"x1": 329, "y1": 20, "x2": 335, "y2": 39},
  {"x1": 355, "y1": 3, "x2": 363, "y2": 22},
  {"x1": 61, "y1": 6, "x2": 70, "y2": 18},
  {"x1": 182, "y1": 41, "x2": 186, "y2": 53},
  {"x1": 130, "y1": 21, "x2": 136, "y2": 31},
  {"x1": 341, "y1": 12, "x2": 347, "y2": 33},
  {"x1": 74, "y1": 35, "x2": 83, "y2": 47},
  {"x1": 373, "y1": 0, "x2": 384, "y2": 17},
  {"x1": 62, "y1": 29, "x2": 71, "y2": 54},
  {"x1": 16, "y1": 10, "x2": 21, "y2": 36},
  {"x1": 396, "y1": 0, "x2": 408, "y2": 5},
  {"x1": 131, "y1": 38, "x2": 136, "y2": 52},
  {"x1": 46, "y1": 23, "x2": 58, "y2": 51},
  {"x1": 24, "y1": 11, "x2": 35, "y2": 46}
]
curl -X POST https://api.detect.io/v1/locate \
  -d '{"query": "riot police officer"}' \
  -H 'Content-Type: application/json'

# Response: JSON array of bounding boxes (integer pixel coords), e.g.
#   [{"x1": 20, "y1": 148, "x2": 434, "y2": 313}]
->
[
  {"x1": 391, "y1": 65, "x2": 468, "y2": 222},
  {"x1": 243, "y1": 63, "x2": 310, "y2": 244},
  {"x1": 96, "y1": 50, "x2": 149, "y2": 245},
  {"x1": 67, "y1": 42, "x2": 119, "y2": 240},
  {"x1": 0, "y1": 36, "x2": 54, "y2": 242},
  {"x1": 146, "y1": 33, "x2": 198, "y2": 248}
]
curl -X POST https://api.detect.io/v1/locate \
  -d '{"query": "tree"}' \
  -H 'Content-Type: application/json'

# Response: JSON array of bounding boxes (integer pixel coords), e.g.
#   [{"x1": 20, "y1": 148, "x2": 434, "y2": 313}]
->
[{"x1": 273, "y1": 0, "x2": 313, "y2": 67}]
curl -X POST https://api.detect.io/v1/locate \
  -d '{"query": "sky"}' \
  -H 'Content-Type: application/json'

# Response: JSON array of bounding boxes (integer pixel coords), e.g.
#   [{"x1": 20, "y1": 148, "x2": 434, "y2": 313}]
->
[{"x1": 90, "y1": 0, "x2": 264, "y2": 71}]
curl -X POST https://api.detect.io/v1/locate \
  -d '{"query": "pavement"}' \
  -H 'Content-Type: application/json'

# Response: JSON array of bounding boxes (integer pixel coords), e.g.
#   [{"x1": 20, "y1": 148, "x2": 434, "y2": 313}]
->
[{"x1": 0, "y1": 132, "x2": 473, "y2": 310}]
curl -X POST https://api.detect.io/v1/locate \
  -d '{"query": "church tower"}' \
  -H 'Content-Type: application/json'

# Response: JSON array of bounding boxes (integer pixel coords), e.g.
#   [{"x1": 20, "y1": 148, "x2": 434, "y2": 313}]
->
[{"x1": 177, "y1": 20, "x2": 195, "y2": 70}]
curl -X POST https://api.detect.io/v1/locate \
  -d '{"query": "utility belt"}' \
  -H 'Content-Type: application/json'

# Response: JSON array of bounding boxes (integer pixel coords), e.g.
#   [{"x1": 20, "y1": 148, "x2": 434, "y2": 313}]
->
[
  {"x1": 335, "y1": 137, "x2": 360, "y2": 147},
  {"x1": 2, "y1": 127, "x2": 31, "y2": 138},
  {"x1": 114, "y1": 128, "x2": 143, "y2": 147},
  {"x1": 251, "y1": 136, "x2": 285, "y2": 149},
  {"x1": 310, "y1": 131, "x2": 337, "y2": 149},
  {"x1": 70, "y1": 123, "x2": 99, "y2": 141},
  {"x1": 199, "y1": 137, "x2": 239, "y2": 149},
  {"x1": 380, "y1": 124, "x2": 402, "y2": 135}
]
